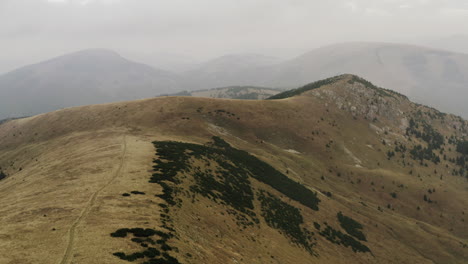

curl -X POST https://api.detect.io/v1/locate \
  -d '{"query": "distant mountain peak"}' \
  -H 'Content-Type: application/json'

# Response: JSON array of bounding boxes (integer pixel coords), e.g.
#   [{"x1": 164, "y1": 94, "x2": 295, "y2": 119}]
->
[
  {"x1": 0, "y1": 48, "x2": 179, "y2": 119},
  {"x1": 41, "y1": 48, "x2": 126, "y2": 66},
  {"x1": 67, "y1": 48, "x2": 121, "y2": 57},
  {"x1": 268, "y1": 74, "x2": 406, "y2": 100}
]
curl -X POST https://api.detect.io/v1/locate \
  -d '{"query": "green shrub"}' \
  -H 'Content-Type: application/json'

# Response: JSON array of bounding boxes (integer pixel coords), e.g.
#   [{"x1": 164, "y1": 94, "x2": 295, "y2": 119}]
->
[
  {"x1": 319, "y1": 223, "x2": 370, "y2": 253},
  {"x1": 313, "y1": 222, "x2": 321, "y2": 230},
  {"x1": 337, "y1": 212, "x2": 367, "y2": 241},
  {"x1": 258, "y1": 190, "x2": 315, "y2": 253},
  {"x1": 0, "y1": 170, "x2": 6, "y2": 180},
  {"x1": 110, "y1": 228, "x2": 160, "y2": 238},
  {"x1": 110, "y1": 227, "x2": 179, "y2": 264},
  {"x1": 110, "y1": 228, "x2": 129, "y2": 237},
  {"x1": 457, "y1": 141, "x2": 468, "y2": 155}
]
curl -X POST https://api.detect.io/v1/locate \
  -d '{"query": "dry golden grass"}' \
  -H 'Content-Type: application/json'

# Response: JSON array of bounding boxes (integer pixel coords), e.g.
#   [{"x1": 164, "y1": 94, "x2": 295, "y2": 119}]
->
[{"x1": 0, "y1": 75, "x2": 466, "y2": 263}]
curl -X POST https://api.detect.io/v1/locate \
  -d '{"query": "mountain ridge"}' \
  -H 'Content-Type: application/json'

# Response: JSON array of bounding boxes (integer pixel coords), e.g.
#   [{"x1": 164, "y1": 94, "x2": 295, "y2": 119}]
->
[
  {"x1": 165, "y1": 85, "x2": 281, "y2": 100},
  {"x1": 0, "y1": 74, "x2": 466, "y2": 263}
]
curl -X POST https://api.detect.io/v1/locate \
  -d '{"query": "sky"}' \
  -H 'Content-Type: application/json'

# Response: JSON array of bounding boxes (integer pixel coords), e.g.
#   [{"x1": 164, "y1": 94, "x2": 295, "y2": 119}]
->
[{"x1": 1, "y1": 0, "x2": 468, "y2": 73}]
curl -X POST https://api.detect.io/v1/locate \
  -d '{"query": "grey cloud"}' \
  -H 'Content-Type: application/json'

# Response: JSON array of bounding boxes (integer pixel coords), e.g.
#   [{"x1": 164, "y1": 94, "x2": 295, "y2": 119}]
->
[{"x1": 0, "y1": 0, "x2": 467, "y2": 73}]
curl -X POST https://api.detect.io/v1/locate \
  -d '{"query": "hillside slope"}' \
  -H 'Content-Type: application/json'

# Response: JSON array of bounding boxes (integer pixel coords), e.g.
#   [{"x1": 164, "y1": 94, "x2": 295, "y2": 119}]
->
[
  {"x1": 0, "y1": 75, "x2": 467, "y2": 264},
  {"x1": 0, "y1": 49, "x2": 179, "y2": 119}
]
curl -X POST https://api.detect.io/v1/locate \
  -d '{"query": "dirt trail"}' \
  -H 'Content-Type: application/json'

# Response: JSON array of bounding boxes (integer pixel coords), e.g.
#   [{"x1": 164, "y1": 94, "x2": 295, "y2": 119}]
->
[{"x1": 59, "y1": 135, "x2": 127, "y2": 264}]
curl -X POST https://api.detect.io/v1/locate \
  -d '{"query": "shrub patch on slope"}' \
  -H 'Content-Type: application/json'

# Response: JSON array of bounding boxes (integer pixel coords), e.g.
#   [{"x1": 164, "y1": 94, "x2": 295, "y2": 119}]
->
[
  {"x1": 0, "y1": 170, "x2": 6, "y2": 181},
  {"x1": 111, "y1": 136, "x2": 371, "y2": 261},
  {"x1": 153, "y1": 136, "x2": 320, "y2": 211},
  {"x1": 110, "y1": 228, "x2": 180, "y2": 264},
  {"x1": 151, "y1": 136, "x2": 321, "y2": 251},
  {"x1": 258, "y1": 190, "x2": 316, "y2": 253},
  {"x1": 318, "y1": 223, "x2": 370, "y2": 253},
  {"x1": 337, "y1": 212, "x2": 366, "y2": 241}
]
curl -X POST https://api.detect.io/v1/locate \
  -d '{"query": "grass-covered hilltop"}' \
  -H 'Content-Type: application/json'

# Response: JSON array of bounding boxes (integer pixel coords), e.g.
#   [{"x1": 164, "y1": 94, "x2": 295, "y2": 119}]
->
[{"x1": 0, "y1": 74, "x2": 466, "y2": 264}]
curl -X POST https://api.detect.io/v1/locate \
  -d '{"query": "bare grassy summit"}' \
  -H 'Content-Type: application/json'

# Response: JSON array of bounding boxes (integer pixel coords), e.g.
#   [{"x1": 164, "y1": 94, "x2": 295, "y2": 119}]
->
[{"x1": 0, "y1": 74, "x2": 466, "y2": 264}]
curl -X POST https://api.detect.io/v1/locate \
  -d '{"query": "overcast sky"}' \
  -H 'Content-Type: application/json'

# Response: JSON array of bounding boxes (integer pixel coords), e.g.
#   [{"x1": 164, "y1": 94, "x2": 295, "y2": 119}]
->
[{"x1": 1, "y1": 0, "x2": 468, "y2": 72}]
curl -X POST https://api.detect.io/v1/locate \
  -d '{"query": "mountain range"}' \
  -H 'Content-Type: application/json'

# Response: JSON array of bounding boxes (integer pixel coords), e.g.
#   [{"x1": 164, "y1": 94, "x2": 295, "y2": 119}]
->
[{"x1": 1, "y1": 42, "x2": 468, "y2": 120}]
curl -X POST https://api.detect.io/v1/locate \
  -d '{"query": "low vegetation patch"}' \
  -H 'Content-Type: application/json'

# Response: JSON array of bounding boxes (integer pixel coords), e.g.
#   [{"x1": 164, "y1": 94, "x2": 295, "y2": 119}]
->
[
  {"x1": 405, "y1": 118, "x2": 445, "y2": 164},
  {"x1": 457, "y1": 140, "x2": 468, "y2": 156},
  {"x1": 153, "y1": 137, "x2": 320, "y2": 212},
  {"x1": 348, "y1": 75, "x2": 406, "y2": 99},
  {"x1": 337, "y1": 212, "x2": 366, "y2": 241},
  {"x1": 407, "y1": 119, "x2": 444, "y2": 150},
  {"x1": 150, "y1": 136, "x2": 321, "y2": 252},
  {"x1": 409, "y1": 145, "x2": 440, "y2": 164},
  {"x1": 318, "y1": 223, "x2": 370, "y2": 253},
  {"x1": 110, "y1": 228, "x2": 180, "y2": 264},
  {"x1": 210, "y1": 137, "x2": 321, "y2": 211},
  {"x1": 258, "y1": 190, "x2": 316, "y2": 253},
  {"x1": 0, "y1": 170, "x2": 6, "y2": 181},
  {"x1": 153, "y1": 138, "x2": 258, "y2": 226}
]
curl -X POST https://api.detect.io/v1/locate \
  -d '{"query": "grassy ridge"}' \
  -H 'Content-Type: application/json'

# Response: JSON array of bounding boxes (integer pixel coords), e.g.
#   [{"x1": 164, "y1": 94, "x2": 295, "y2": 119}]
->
[
  {"x1": 267, "y1": 75, "x2": 345, "y2": 100},
  {"x1": 267, "y1": 74, "x2": 407, "y2": 100}
]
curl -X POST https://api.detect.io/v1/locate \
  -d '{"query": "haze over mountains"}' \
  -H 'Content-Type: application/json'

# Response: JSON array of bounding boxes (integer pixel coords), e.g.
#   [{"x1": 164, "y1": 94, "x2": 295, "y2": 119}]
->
[
  {"x1": 1, "y1": 42, "x2": 468, "y2": 119},
  {"x1": 179, "y1": 53, "x2": 282, "y2": 91},
  {"x1": 422, "y1": 35, "x2": 468, "y2": 55}
]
